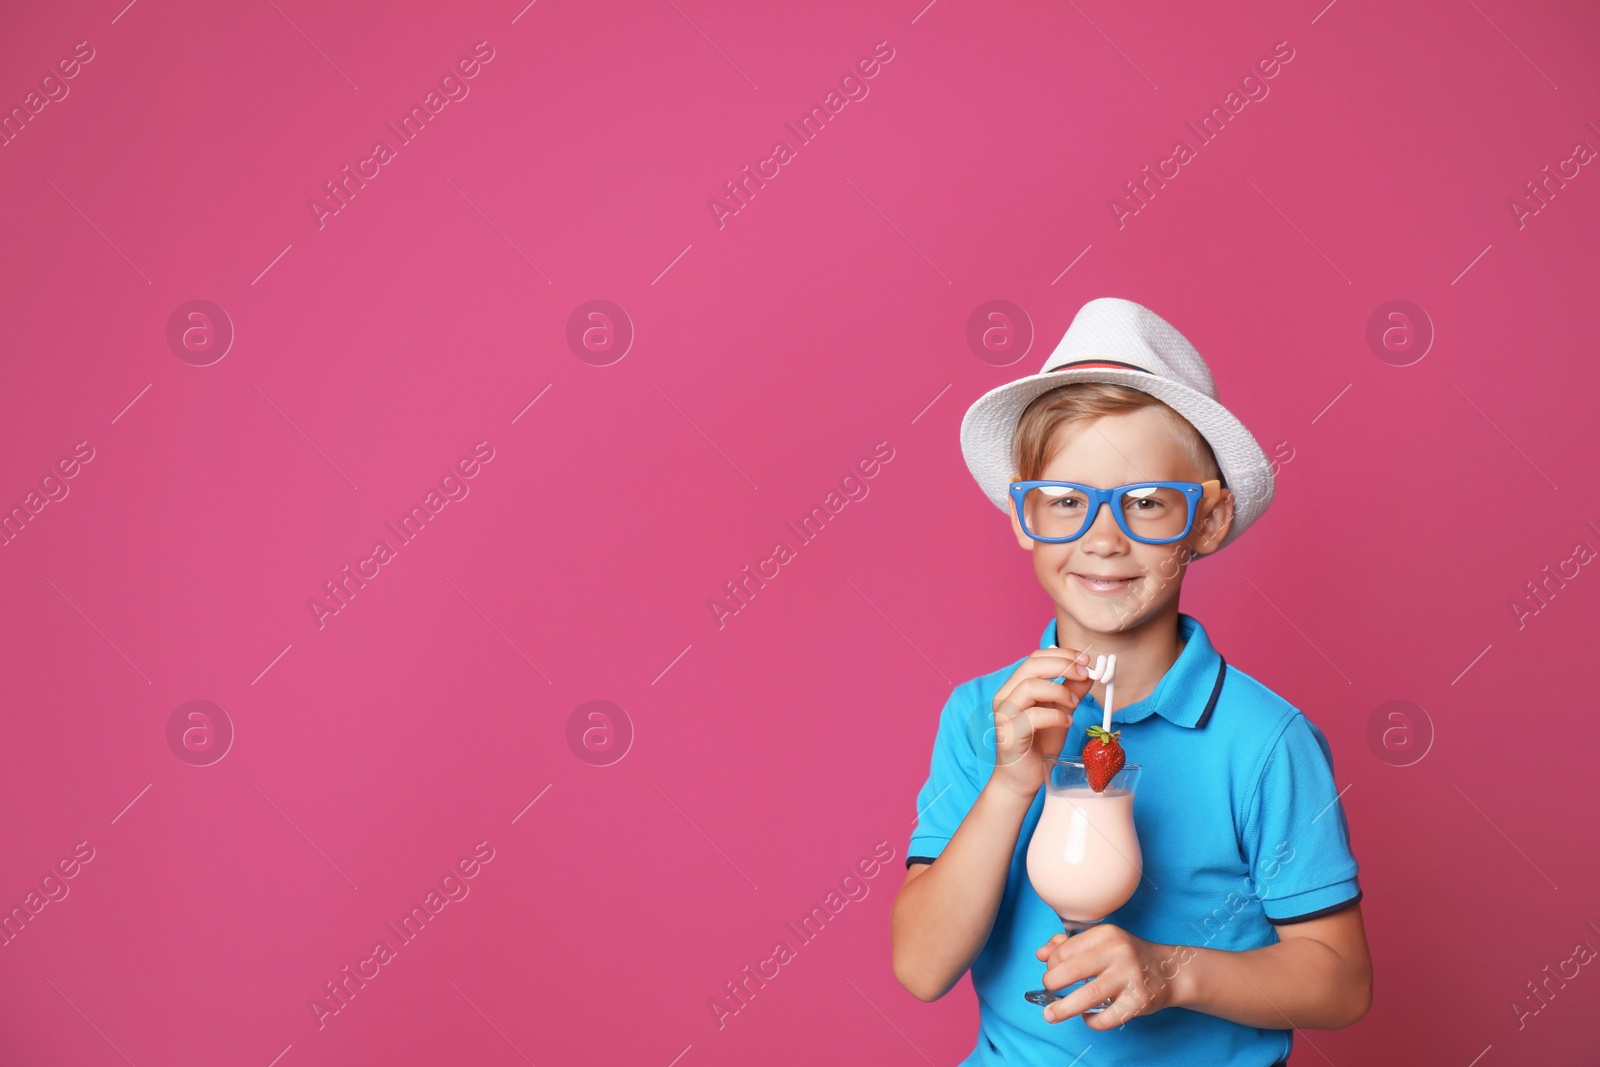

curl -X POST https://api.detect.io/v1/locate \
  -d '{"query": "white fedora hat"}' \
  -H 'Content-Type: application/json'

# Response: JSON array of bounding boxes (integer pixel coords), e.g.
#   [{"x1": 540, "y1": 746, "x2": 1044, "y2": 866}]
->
[{"x1": 959, "y1": 296, "x2": 1274, "y2": 552}]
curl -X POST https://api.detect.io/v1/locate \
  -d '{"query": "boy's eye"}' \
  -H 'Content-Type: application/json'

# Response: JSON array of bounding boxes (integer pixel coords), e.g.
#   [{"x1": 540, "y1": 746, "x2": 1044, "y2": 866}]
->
[
  {"x1": 1035, "y1": 486, "x2": 1086, "y2": 509},
  {"x1": 1123, "y1": 487, "x2": 1166, "y2": 511}
]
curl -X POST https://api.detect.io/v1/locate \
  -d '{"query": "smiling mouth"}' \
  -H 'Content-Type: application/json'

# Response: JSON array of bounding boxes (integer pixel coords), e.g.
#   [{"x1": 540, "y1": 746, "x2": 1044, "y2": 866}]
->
[{"x1": 1070, "y1": 573, "x2": 1138, "y2": 594}]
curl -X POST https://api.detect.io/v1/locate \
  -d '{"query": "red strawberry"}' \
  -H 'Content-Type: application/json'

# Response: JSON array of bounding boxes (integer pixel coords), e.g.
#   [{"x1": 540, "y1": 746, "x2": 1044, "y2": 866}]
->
[{"x1": 1082, "y1": 726, "x2": 1125, "y2": 792}]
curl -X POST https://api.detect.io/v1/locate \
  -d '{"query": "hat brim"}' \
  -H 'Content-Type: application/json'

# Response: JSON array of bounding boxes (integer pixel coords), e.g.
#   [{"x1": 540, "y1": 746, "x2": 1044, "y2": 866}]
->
[{"x1": 959, "y1": 367, "x2": 1275, "y2": 552}]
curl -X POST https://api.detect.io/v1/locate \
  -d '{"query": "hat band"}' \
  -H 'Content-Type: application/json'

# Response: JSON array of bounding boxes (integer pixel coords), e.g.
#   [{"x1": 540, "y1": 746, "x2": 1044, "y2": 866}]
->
[{"x1": 1047, "y1": 358, "x2": 1154, "y2": 374}]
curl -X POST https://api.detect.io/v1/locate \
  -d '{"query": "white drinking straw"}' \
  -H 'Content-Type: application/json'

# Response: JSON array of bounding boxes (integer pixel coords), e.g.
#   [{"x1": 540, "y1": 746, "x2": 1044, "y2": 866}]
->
[
  {"x1": 1059, "y1": 645, "x2": 1117, "y2": 733},
  {"x1": 1086, "y1": 653, "x2": 1117, "y2": 733},
  {"x1": 1101, "y1": 654, "x2": 1116, "y2": 733}
]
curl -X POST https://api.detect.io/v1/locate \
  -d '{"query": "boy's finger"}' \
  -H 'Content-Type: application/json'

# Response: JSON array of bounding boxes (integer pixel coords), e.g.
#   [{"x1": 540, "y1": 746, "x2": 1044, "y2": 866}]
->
[
  {"x1": 1034, "y1": 649, "x2": 1092, "y2": 682},
  {"x1": 1000, "y1": 678, "x2": 1083, "y2": 716},
  {"x1": 1042, "y1": 934, "x2": 1108, "y2": 978},
  {"x1": 1045, "y1": 976, "x2": 1118, "y2": 1023},
  {"x1": 1004, "y1": 681, "x2": 1081, "y2": 713},
  {"x1": 995, "y1": 651, "x2": 1090, "y2": 704},
  {"x1": 1040, "y1": 963, "x2": 1087, "y2": 1001},
  {"x1": 1035, "y1": 933, "x2": 1071, "y2": 958},
  {"x1": 1020, "y1": 704, "x2": 1072, "y2": 738},
  {"x1": 994, "y1": 704, "x2": 1068, "y2": 754},
  {"x1": 1040, "y1": 943, "x2": 1081, "y2": 973}
]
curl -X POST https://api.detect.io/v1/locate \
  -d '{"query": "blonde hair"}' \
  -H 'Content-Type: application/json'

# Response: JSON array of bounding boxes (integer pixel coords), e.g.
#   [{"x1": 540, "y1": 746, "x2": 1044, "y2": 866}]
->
[{"x1": 1012, "y1": 382, "x2": 1223, "y2": 486}]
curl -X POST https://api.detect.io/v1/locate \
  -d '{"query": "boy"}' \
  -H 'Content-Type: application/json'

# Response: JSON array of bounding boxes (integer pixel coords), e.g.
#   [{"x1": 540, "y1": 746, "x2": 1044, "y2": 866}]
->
[{"x1": 892, "y1": 298, "x2": 1370, "y2": 1065}]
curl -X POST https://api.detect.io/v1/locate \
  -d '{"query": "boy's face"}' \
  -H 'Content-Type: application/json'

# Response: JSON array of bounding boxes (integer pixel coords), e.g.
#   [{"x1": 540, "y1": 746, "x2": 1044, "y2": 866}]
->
[{"x1": 1008, "y1": 407, "x2": 1234, "y2": 636}]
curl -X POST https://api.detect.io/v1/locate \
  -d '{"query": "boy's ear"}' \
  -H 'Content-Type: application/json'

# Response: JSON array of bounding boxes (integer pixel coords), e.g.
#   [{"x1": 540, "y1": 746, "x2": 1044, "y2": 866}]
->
[
  {"x1": 1008, "y1": 501, "x2": 1033, "y2": 550},
  {"x1": 1192, "y1": 487, "x2": 1235, "y2": 555}
]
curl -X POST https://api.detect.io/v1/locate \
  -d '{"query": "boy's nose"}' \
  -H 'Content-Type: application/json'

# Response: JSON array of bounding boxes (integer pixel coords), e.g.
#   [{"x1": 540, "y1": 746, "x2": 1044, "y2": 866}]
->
[{"x1": 1079, "y1": 498, "x2": 1128, "y2": 544}]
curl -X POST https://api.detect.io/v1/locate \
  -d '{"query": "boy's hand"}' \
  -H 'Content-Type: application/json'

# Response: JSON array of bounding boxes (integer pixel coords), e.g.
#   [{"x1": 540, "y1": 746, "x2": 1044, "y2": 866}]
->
[
  {"x1": 987, "y1": 648, "x2": 1094, "y2": 802},
  {"x1": 1035, "y1": 925, "x2": 1179, "y2": 1028}
]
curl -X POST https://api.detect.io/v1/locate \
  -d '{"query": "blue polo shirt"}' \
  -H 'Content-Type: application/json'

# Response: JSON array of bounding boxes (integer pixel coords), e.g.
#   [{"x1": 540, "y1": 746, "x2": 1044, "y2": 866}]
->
[{"x1": 906, "y1": 612, "x2": 1361, "y2": 1066}]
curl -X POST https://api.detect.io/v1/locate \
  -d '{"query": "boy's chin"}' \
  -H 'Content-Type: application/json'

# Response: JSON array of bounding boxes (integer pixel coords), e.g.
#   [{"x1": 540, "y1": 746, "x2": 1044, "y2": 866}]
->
[{"x1": 1057, "y1": 594, "x2": 1151, "y2": 636}]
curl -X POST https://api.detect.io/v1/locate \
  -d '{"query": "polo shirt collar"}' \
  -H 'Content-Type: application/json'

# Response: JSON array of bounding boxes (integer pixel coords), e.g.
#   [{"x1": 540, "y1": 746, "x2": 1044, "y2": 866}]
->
[{"x1": 1039, "y1": 611, "x2": 1227, "y2": 729}]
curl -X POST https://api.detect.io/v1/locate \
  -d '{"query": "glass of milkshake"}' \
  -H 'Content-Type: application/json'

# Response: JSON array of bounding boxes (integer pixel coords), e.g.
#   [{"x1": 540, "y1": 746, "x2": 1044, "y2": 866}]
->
[{"x1": 1022, "y1": 758, "x2": 1144, "y2": 1011}]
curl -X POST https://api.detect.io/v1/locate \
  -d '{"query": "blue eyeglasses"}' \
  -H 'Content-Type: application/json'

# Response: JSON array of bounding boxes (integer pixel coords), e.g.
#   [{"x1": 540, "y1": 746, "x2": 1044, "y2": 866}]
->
[{"x1": 1009, "y1": 479, "x2": 1222, "y2": 545}]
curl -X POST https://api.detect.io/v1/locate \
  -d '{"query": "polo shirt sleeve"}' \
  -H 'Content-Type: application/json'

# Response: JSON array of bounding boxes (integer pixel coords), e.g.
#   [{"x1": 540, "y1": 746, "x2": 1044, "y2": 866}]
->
[
  {"x1": 906, "y1": 682, "x2": 991, "y2": 867},
  {"x1": 1240, "y1": 713, "x2": 1362, "y2": 924}
]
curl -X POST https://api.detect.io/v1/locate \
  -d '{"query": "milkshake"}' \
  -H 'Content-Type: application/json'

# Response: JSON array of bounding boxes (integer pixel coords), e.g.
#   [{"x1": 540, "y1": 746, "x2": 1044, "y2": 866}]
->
[
  {"x1": 1027, "y1": 787, "x2": 1142, "y2": 922},
  {"x1": 1021, "y1": 741, "x2": 1144, "y2": 1009}
]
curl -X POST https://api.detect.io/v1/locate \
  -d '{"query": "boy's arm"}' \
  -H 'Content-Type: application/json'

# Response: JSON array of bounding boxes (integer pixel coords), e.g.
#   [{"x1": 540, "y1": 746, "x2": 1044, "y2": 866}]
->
[
  {"x1": 1041, "y1": 708, "x2": 1371, "y2": 1030},
  {"x1": 1037, "y1": 897, "x2": 1372, "y2": 1030},
  {"x1": 893, "y1": 648, "x2": 1092, "y2": 1003},
  {"x1": 892, "y1": 779, "x2": 1036, "y2": 1002},
  {"x1": 1169, "y1": 903, "x2": 1372, "y2": 1029},
  {"x1": 1159, "y1": 711, "x2": 1370, "y2": 1029}
]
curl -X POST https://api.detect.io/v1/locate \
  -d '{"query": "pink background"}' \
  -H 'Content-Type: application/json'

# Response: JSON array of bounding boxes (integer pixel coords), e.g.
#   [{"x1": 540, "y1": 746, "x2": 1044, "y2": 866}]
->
[{"x1": 2, "y1": 0, "x2": 1597, "y2": 1063}]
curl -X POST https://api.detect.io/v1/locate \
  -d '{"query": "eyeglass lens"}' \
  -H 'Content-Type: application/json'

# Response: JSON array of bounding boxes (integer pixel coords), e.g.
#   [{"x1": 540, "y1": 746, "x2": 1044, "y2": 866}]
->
[{"x1": 1021, "y1": 485, "x2": 1190, "y2": 542}]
